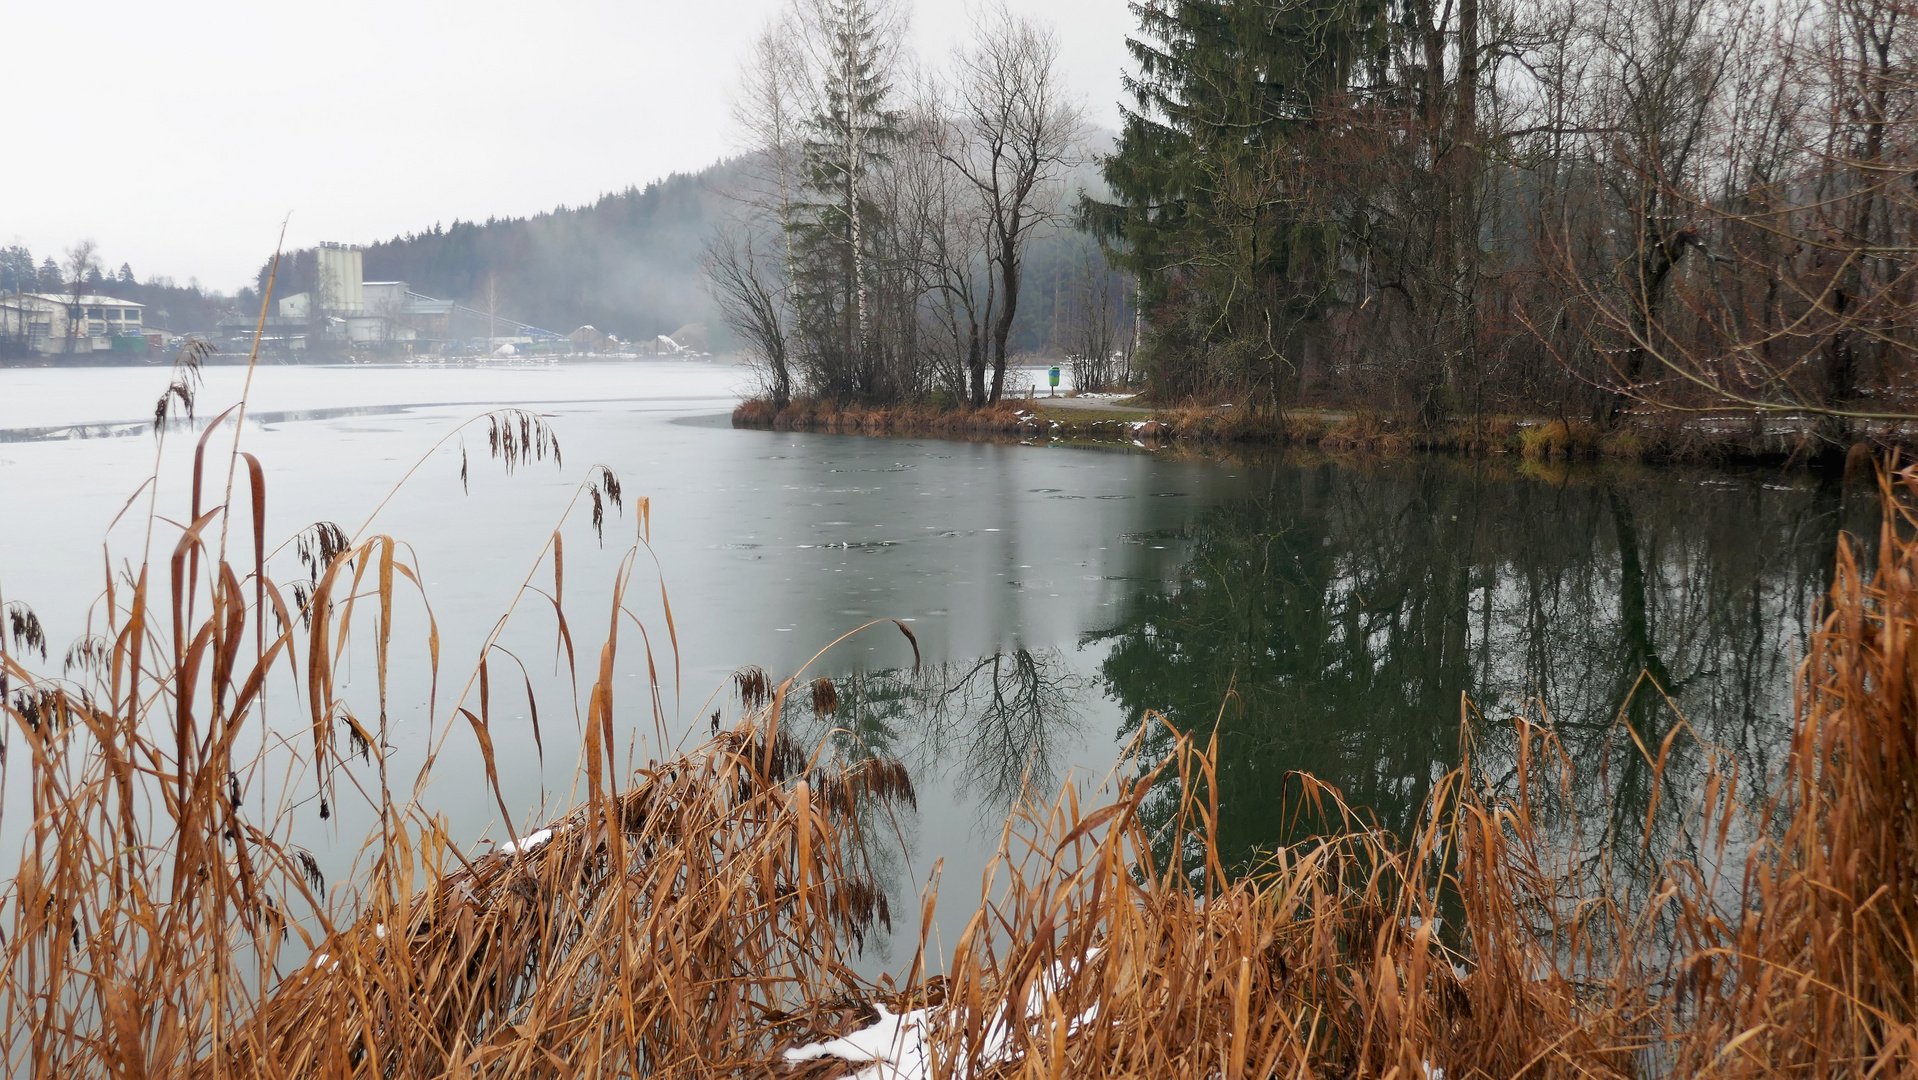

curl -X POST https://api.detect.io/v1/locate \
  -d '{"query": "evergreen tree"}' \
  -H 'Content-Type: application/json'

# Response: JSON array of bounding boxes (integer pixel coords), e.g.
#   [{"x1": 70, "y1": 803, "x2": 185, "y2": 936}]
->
[
  {"x1": 117, "y1": 262, "x2": 135, "y2": 285},
  {"x1": 1088, "y1": 0, "x2": 1394, "y2": 405},
  {"x1": 788, "y1": 0, "x2": 907, "y2": 400},
  {"x1": 0, "y1": 246, "x2": 34, "y2": 294},
  {"x1": 1089, "y1": 0, "x2": 1484, "y2": 419},
  {"x1": 37, "y1": 258, "x2": 61, "y2": 291}
]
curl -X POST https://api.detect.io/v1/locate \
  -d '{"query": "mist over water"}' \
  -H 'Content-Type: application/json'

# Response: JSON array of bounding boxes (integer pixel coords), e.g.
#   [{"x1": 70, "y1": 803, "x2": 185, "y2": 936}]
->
[{"x1": 0, "y1": 359, "x2": 1873, "y2": 964}]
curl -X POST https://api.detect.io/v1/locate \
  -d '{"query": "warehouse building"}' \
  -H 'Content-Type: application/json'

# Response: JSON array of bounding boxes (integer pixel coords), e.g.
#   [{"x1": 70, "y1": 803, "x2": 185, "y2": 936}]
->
[{"x1": 0, "y1": 293, "x2": 147, "y2": 354}]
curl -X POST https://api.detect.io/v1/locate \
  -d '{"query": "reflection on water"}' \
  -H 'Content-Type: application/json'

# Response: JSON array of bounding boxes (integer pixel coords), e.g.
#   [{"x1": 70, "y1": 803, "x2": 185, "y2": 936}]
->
[
  {"x1": 1096, "y1": 460, "x2": 1868, "y2": 864},
  {"x1": 0, "y1": 358, "x2": 1880, "y2": 961},
  {"x1": 807, "y1": 648, "x2": 1091, "y2": 827},
  {"x1": 829, "y1": 457, "x2": 1872, "y2": 880}
]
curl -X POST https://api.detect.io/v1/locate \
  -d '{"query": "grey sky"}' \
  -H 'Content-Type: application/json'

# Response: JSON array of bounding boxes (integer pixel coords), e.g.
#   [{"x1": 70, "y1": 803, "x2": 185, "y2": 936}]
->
[{"x1": 0, "y1": 0, "x2": 1135, "y2": 291}]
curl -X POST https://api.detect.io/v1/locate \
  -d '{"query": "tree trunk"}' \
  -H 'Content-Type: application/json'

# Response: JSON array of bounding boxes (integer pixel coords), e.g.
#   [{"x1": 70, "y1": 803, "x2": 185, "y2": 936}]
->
[
  {"x1": 1453, "y1": 0, "x2": 1481, "y2": 433},
  {"x1": 988, "y1": 214, "x2": 1023, "y2": 403},
  {"x1": 1821, "y1": 32, "x2": 1891, "y2": 446},
  {"x1": 968, "y1": 322, "x2": 987, "y2": 406}
]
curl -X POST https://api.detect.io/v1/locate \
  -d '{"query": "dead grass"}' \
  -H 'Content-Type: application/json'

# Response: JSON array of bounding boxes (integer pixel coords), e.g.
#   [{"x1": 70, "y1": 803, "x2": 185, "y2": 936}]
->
[
  {"x1": 4, "y1": 345, "x2": 1917, "y2": 1076},
  {"x1": 733, "y1": 398, "x2": 1153, "y2": 444},
  {"x1": 214, "y1": 721, "x2": 916, "y2": 1076},
  {"x1": 738, "y1": 398, "x2": 1029, "y2": 438},
  {"x1": 0, "y1": 343, "x2": 934, "y2": 1077},
  {"x1": 740, "y1": 394, "x2": 1914, "y2": 470},
  {"x1": 909, "y1": 464, "x2": 1918, "y2": 1079}
]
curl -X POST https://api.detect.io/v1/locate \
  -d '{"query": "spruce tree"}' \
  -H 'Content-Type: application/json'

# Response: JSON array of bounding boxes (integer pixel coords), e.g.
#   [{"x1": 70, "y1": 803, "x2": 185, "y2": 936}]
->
[
  {"x1": 788, "y1": 0, "x2": 904, "y2": 401},
  {"x1": 1089, "y1": 0, "x2": 1475, "y2": 414},
  {"x1": 0, "y1": 246, "x2": 34, "y2": 294}
]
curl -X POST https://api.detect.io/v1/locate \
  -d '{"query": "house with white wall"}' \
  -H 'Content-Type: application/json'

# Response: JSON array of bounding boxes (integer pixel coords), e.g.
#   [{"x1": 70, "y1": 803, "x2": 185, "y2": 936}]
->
[{"x1": 0, "y1": 293, "x2": 145, "y2": 353}]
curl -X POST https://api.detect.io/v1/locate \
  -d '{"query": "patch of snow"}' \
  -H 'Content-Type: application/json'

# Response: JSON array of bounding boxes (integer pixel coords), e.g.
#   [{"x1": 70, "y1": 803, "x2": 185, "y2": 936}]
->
[
  {"x1": 973, "y1": 948, "x2": 1100, "y2": 1059},
  {"x1": 783, "y1": 949, "x2": 1103, "y2": 1079},
  {"x1": 498, "y1": 828, "x2": 555, "y2": 855},
  {"x1": 785, "y1": 1004, "x2": 931, "y2": 1080}
]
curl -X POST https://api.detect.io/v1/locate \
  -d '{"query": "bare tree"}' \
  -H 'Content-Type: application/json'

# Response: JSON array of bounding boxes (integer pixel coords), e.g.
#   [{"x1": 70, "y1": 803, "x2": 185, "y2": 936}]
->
[
  {"x1": 732, "y1": 20, "x2": 811, "y2": 280},
  {"x1": 1519, "y1": 0, "x2": 1918, "y2": 445},
  {"x1": 1588, "y1": 0, "x2": 1731, "y2": 423},
  {"x1": 913, "y1": 647, "x2": 1087, "y2": 817},
  {"x1": 715, "y1": 21, "x2": 813, "y2": 408},
  {"x1": 792, "y1": 0, "x2": 909, "y2": 391},
  {"x1": 1809, "y1": 0, "x2": 1918, "y2": 438},
  {"x1": 1065, "y1": 238, "x2": 1134, "y2": 392},
  {"x1": 897, "y1": 82, "x2": 994, "y2": 402},
  {"x1": 710, "y1": 0, "x2": 1087, "y2": 411},
  {"x1": 477, "y1": 274, "x2": 506, "y2": 347},
  {"x1": 368, "y1": 282, "x2": 410, "y2": 345},
  {"x1": 938, "y1": 6, "x2": 1086, "y2": 404},
  {"x1": 61, "y1": 240, "x2": 100, "y2": 353},
  {"x1": 707, "y1": 230, "x2": 794, "y2": 407}
]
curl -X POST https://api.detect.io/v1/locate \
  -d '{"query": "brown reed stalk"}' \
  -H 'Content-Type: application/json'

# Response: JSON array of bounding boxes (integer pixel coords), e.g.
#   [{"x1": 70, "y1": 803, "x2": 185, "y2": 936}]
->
[
  {"x1": 6, "y1": 343, "x2": 1918, "y2": 1078},
  {"x1": 1662, "y1": 463, "x2": 1918, "y2": 1078},
  {"x1": 888, "y1": 466, "x2": 1918, "y2": 1080},
  {"x1": 0, "y1": 344, "x2": 920, "y2": 1078}
]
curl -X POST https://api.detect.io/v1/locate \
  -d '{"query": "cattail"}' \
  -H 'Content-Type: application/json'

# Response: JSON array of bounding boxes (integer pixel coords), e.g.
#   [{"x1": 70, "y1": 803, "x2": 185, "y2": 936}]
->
[
  {"x1": 810, "y1": 676, "x2": 839, "y2": 717},
  {"x1": 736, "y1": 665, "x2": 772, "y2": 710}
]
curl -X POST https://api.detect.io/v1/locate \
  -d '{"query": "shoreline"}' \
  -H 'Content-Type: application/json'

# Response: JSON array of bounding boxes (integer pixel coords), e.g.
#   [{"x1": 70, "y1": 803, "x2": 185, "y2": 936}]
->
[{"x1": 733, "y1": 395, "x2": 1902, "y2": 468}]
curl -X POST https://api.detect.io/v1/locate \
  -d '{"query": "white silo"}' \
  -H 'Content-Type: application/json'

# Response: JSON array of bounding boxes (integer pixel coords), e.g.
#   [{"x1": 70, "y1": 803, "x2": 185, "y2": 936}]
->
[{"x1": 315, "y1": 243, "x2": 365, "y2": 315}]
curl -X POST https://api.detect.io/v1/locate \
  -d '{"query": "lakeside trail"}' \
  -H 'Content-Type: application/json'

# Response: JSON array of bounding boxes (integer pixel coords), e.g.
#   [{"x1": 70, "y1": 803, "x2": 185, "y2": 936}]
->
[
  {"x1": 735, "y1": 395, "x2": 1909, "y2": 467},
  {"x1": 5, "y1": 345, "x2": 1916, "y2": 1075}
]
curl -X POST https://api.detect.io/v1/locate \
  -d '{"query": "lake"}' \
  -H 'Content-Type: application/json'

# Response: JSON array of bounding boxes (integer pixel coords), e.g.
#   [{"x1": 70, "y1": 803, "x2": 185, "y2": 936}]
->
[{"x1": 0, "y1": 358, "x2": 1874, "y2": 967}]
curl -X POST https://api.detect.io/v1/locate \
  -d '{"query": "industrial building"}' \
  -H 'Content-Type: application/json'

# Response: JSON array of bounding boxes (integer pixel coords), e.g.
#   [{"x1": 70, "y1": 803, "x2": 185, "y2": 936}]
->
[
  {"x1": 219, "y1": 242, "x2": 557, "y2": 354},
  {"x1": 0, "y1": 293, "x2": 149, "y2": 354}
]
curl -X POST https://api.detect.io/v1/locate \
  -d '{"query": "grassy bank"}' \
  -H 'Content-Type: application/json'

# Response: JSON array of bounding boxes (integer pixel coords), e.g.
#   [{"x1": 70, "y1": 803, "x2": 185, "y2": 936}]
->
[
  {"x1": 5, "y1": 349, "x2": 1916, "y2": 1075},
  {"x1": 731, "y1": 396, "x2": 1154, "y2": 445},
  {"x1": 737, "y1": 395, "x2": 1906, "y2": 466}
]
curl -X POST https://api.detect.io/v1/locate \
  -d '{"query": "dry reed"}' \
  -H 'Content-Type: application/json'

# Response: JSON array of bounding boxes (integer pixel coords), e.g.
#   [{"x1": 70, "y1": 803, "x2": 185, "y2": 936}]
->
[
  {"x1": 5, "y1": 346, "x2": 1918, "y2": 1077},
  {"x1": 738, "y1": 391, "x2": 1892, "y2": 467},
  {"x1": 0, "y1": 346, "x2": 920, "y2": 1077},
  {"x1": 891, "y1": 465, "x2": 1918, "y2": 1079}
]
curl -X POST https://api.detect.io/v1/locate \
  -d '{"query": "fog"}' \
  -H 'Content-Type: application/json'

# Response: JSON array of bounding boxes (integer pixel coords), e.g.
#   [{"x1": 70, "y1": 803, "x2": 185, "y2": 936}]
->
[{"x1": 0, "y1": 0, "x2": 1133, "y2": 291}]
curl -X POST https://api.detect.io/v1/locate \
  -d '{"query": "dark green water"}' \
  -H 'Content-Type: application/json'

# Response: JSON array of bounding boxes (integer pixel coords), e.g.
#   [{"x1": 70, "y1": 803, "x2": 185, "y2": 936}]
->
[{"x1": 814, "y1": 453, "x2": 1872, "y2": 885}]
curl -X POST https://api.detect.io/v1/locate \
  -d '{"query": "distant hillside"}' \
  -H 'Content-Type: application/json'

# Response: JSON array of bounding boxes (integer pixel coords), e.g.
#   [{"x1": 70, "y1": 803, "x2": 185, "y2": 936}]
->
[
  {"x1": 255, "y1": 163, "x2": 741, "y2": 344},
  {"x1": 253, "y1": 153, "x2": 1121, "y2": 354}
]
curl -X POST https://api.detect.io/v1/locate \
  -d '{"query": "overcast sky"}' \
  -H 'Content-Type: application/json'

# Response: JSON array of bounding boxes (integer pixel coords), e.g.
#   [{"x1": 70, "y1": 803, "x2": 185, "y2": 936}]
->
[{"x1": 0, "y1": 0, "x2": 1135, "y2": 291}]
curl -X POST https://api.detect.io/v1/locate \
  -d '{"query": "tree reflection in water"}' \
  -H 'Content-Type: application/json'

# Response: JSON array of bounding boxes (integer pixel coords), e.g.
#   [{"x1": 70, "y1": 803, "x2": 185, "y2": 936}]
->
[
  {"x1": 1087, "y1": 457, "x2": 1874, "y2": 875},
  {"x1": 802, "y1": 648, "x2": 1090, "y2": 826}
]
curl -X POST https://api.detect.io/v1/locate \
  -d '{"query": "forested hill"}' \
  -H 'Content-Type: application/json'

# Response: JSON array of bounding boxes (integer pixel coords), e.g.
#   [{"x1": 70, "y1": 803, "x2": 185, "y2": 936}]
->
[
  {"x1": 255, "y1": 154, "x2": 1111, "y2": 353},
  {"x1": 257, "y1": 162, "x2": 742, "y2": 343}
]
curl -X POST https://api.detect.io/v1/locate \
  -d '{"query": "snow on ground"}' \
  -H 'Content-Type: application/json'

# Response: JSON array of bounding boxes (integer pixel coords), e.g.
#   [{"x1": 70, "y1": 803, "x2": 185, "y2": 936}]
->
[
  {"x1": 781, "y1": 950, "x2": 1099, "y2": 1080},
  {"x1": 784, "y1": 1005, "x2": 931, "y2": 1080},
  {"x1": 497, "y1": 827, "x2": 555, "y2": 855}
]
